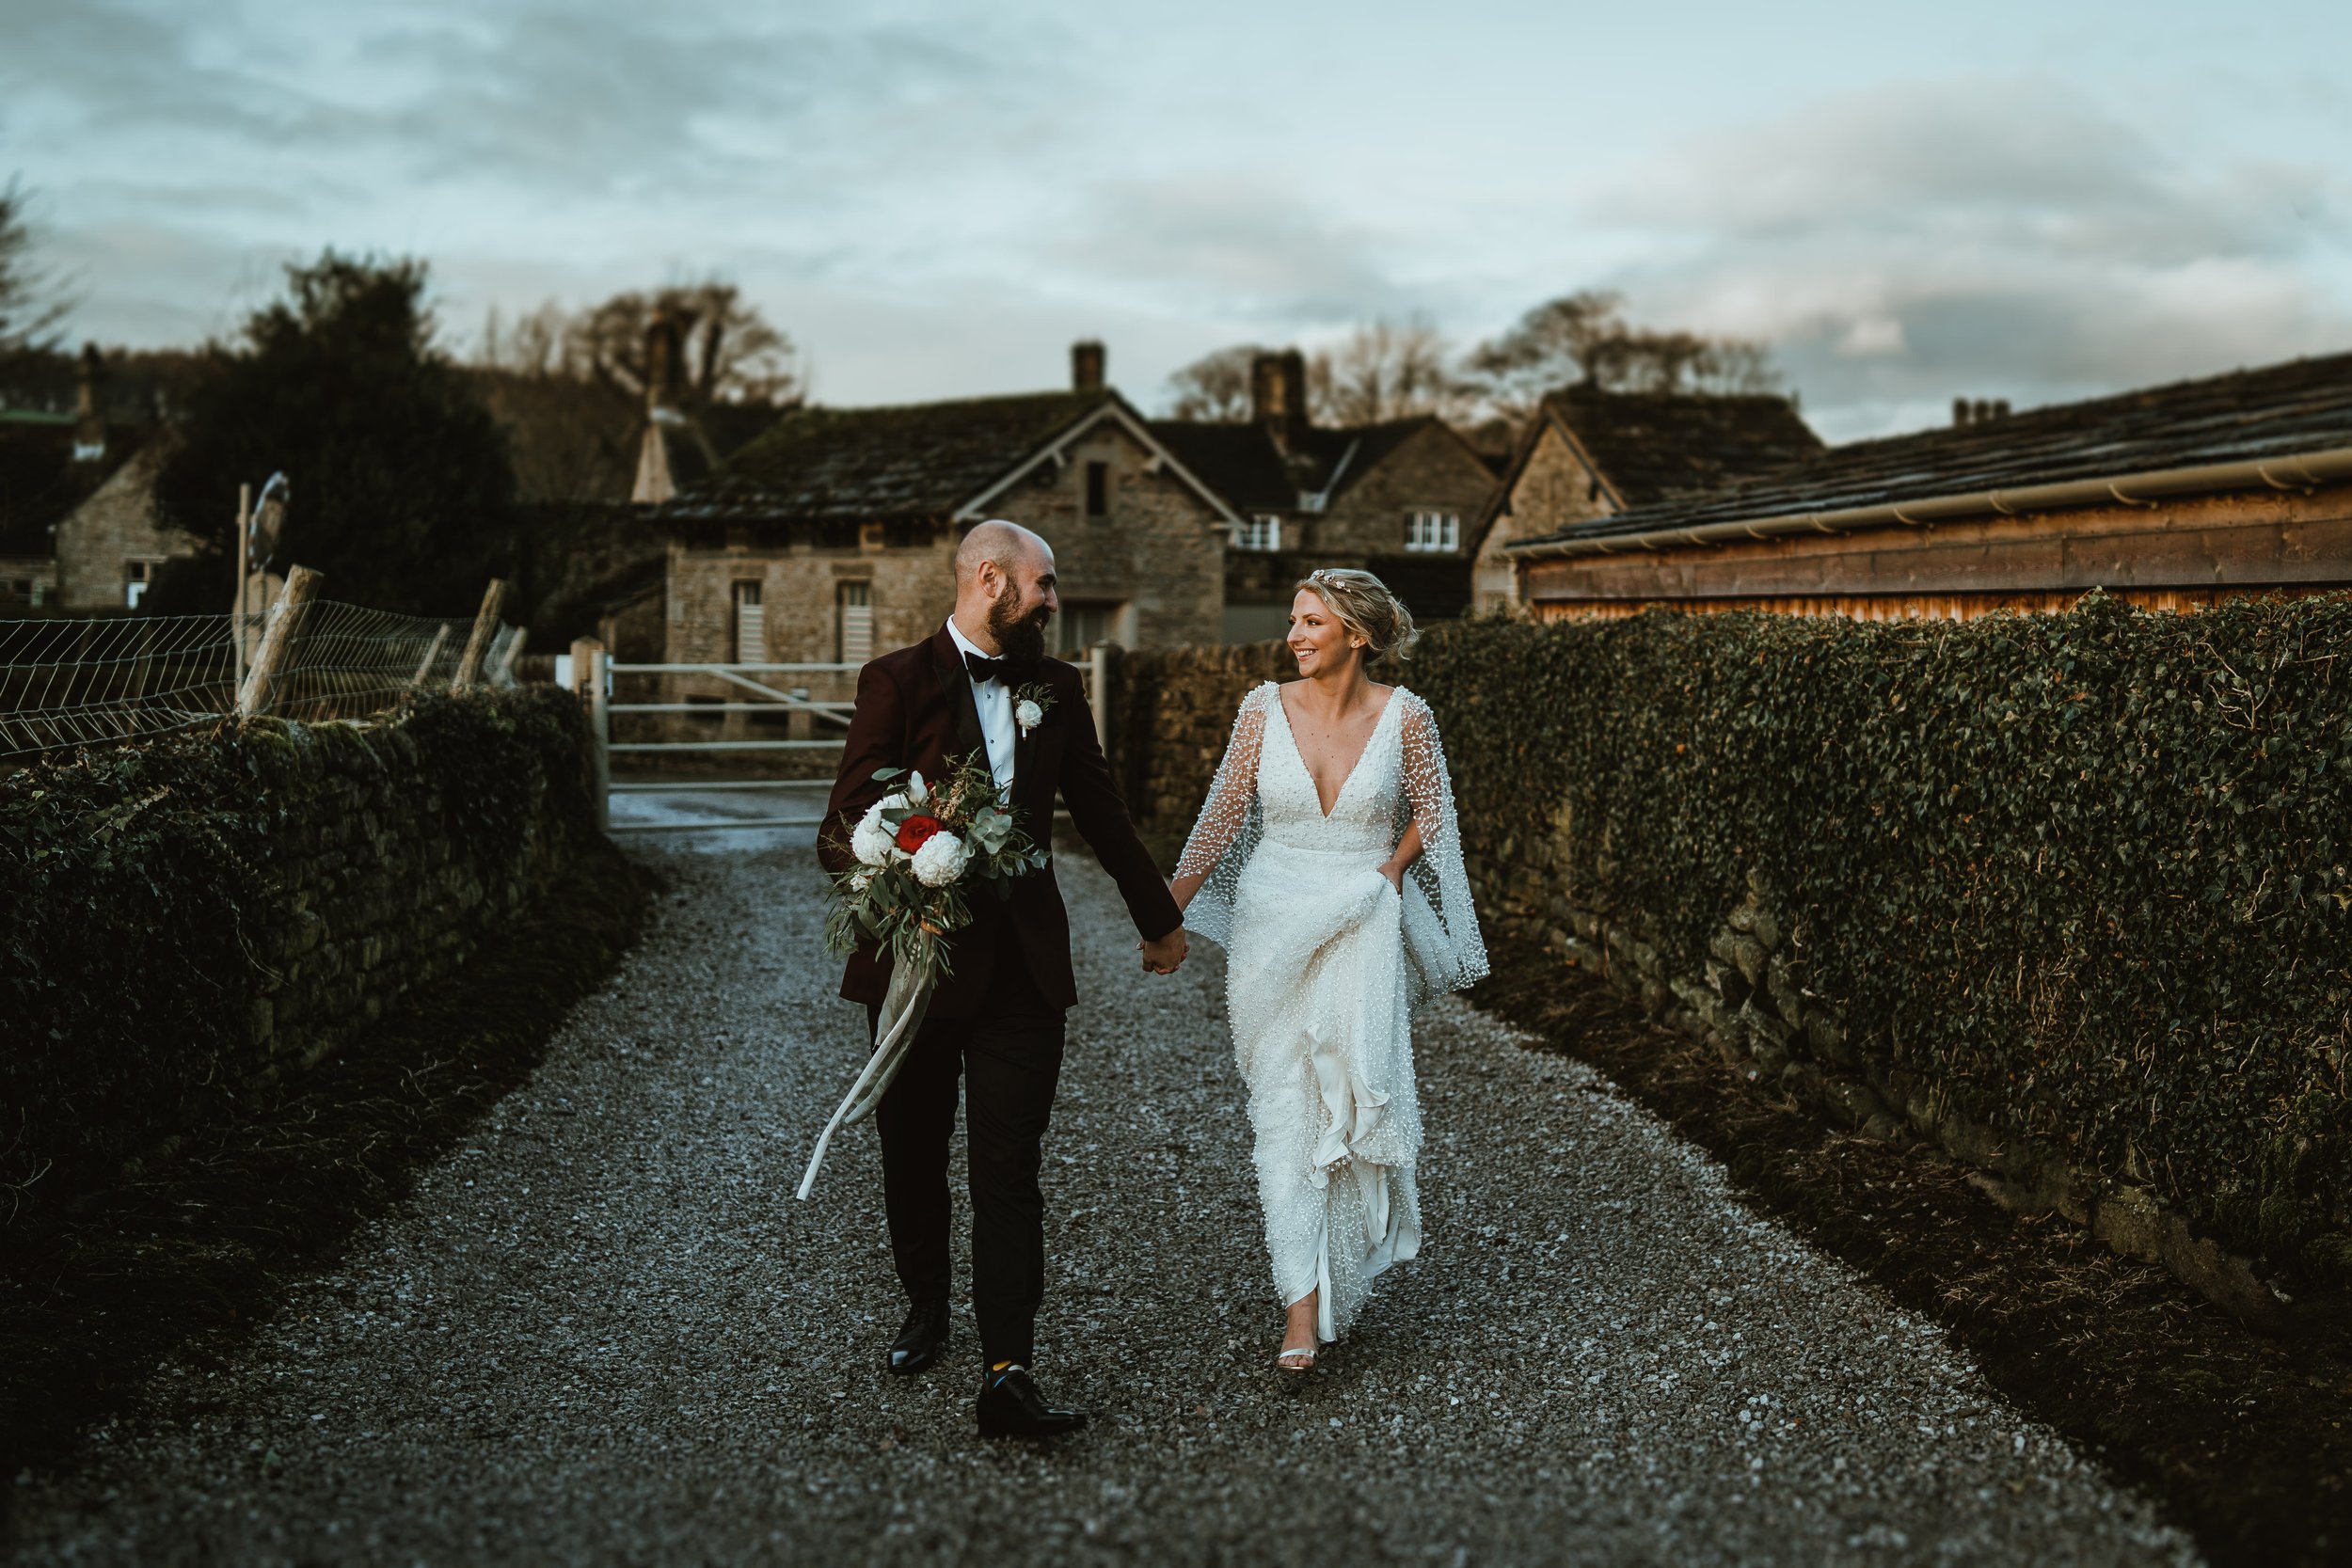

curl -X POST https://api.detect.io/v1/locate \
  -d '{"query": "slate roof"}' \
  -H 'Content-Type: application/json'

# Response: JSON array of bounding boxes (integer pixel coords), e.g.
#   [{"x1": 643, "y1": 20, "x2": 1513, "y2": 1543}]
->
[
  {"x1": 1515, "y1": 349, "x2": 2352, "y2": 549},
  {"x1": 1147, "y1": 413, "x2": 1455, "y2": 514},
  {"x1": 1146, "y1": 421, "x2": 1299, "y2": 513},
  {"x1": 668, "y1": 390, "x2": 1115, "y2": 522},
  {"x1": 1546, "y1": 385, "x2": 1823, "y2": 509},
  {"x1": 472, "y1": 371, "x2": 781, "y2": 506}
]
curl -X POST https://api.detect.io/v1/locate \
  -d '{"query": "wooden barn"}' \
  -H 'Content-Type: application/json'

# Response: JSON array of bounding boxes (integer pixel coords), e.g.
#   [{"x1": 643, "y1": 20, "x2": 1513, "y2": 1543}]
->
[{"x1": 1503, "y1": 352, "x2": 2352, "y2": 621}]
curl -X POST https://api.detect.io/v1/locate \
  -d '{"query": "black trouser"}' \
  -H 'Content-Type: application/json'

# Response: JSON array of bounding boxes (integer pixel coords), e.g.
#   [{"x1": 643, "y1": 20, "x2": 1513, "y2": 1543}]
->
[{"x1": 872, "y1": 950, "x2": 1067, "y2": 1369}]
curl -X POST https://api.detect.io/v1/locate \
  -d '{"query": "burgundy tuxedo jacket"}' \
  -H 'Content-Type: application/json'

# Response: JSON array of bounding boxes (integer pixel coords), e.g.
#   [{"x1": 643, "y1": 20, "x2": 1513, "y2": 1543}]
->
[{"x1": 816, "y1": 625, "x2": 1182, "y2": 1020}]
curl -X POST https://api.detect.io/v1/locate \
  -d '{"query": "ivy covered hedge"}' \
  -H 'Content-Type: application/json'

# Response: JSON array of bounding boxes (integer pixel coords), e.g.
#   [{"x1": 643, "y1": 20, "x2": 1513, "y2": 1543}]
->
[
  {"x1": 1404, "y1": 594, "x2": 2351, "y2": 1283},
  {"x1": 1, "y1": 689, "x2": 596, "y2": 1227}
]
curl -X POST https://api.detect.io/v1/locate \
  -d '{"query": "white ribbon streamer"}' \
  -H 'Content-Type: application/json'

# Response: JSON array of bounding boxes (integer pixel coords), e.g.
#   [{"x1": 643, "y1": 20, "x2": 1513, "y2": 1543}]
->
[{"x1": 796, "y1": 948, "x2": 937, "y2": 1200}]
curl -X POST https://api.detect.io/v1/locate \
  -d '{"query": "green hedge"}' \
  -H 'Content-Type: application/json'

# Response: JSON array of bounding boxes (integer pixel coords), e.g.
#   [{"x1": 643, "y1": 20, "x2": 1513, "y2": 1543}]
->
[
  {"x1": 1408, "y1": 594, "x2": 2351, "y2": 1282},
  {"x1": 0, "y1": 689, "x2": 596, "y2": 1224}
]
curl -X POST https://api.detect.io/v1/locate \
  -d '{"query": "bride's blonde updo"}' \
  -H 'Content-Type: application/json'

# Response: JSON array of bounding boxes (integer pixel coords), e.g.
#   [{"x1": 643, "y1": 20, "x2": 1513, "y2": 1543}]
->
[{"x1": 1296, "y1": 567, "x2": 1420, "y2": 666}]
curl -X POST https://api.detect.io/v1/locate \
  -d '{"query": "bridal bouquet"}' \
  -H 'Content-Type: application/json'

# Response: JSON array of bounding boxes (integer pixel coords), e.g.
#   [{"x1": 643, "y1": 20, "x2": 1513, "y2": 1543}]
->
[
  {"x1": 799, "y1": 751, "x2": 1048, "y2": 1198},
  {"x1": 823, "y1": 752, "x2": 1048, "y2": 979}
]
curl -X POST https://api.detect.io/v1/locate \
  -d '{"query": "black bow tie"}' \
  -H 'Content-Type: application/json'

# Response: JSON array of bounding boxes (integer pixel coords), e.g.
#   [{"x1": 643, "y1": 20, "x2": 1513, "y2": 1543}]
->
[{"x1": 963, "y1": 651, "x2": 1008, "y2": 685}]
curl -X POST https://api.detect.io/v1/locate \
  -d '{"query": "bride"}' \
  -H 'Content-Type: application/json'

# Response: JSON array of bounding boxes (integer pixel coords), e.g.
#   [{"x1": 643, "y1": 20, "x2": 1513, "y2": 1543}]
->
[{"x1": 1168, "y1": 568, "x2": 1487, "y2": 1372}]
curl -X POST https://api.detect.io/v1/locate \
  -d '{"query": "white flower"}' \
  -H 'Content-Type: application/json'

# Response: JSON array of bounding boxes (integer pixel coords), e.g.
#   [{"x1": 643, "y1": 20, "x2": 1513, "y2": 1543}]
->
[
  {"x1": 850, "y1": 866, "x2": 876, "y2": 893},
  {"x1": 909, "y1": 830, "x2": 971, "y2": 888},
  {"x1": 1015, "y1": 699, "x2": 1044, "y2": 734},
  {"x1": 904, "y1": 770, "x2": 928, "y2": 806},
  {"x1": 851, "y1": 797, "x2": 898, "y2": 866}
]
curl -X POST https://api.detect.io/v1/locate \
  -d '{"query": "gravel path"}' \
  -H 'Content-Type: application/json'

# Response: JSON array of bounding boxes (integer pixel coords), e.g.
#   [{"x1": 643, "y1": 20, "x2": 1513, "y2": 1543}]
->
[{"x1": 6, "y1": 827, "x2": 2199, "y2": 1567}]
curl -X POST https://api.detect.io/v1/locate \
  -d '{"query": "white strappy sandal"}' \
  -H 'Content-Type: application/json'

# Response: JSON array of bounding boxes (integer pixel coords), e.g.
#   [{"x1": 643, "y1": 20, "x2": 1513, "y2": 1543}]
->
[{"x1": 1276, "y1": 1343, "x2": 1318, "y2": 1373}]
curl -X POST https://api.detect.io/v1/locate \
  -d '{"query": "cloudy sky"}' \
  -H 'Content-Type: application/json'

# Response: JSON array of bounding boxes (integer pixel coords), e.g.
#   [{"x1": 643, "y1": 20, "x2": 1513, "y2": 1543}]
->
[{"x1": 6, "y1": 0, "x2": 2348, "y2": 438}]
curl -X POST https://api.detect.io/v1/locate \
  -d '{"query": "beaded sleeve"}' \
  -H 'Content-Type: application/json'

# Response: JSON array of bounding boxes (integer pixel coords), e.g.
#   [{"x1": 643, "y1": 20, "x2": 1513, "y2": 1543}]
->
[
  {"x1": 1171, "y1": 682, "x2": 1273, "y2": 949},
  {"x1": 1398, "y1": 691, "x2": 1489, "y2": 997}
]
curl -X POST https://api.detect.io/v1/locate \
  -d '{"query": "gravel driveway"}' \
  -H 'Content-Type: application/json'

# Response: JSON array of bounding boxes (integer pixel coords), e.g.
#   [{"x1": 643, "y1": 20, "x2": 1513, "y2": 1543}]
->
[{"x1": 6, "y1": 823, "x2": 2199, "y2": 1567}]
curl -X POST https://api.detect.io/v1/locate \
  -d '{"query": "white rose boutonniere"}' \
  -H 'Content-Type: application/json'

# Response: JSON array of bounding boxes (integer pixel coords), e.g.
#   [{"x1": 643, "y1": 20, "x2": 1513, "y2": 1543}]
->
[{"x1": 1012, "y1": 680, "x2": 1057, "y2": 738}]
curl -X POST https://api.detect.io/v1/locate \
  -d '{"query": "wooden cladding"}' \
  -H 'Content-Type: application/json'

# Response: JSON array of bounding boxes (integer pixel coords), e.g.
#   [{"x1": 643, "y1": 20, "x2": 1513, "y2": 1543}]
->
[{"x1": 1518, "y1": 485, "x2": 2352, "y2": 622}]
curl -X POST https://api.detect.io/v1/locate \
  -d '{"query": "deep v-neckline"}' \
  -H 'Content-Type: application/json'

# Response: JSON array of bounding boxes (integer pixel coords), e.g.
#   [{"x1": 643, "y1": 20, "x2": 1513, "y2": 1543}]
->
[{"x1": 1272, "y1": 684, "x2": 1397, "y2": 820}]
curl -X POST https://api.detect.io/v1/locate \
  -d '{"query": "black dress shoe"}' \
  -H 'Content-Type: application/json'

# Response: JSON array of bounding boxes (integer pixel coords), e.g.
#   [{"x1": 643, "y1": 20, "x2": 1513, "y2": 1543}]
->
[
  {"x1": 887, "y1": 1298, "x2": 948, "y2": 1376},
  {"x1": 976, "y1": 1365, "x2": 1088, "y2": 1438}
]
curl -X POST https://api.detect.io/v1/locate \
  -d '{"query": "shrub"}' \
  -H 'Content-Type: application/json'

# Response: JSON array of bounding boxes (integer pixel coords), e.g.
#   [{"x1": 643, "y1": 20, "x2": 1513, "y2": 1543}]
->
[{"x1": 1406, "y1": 594, "x2": 2351, "y2": 1279}]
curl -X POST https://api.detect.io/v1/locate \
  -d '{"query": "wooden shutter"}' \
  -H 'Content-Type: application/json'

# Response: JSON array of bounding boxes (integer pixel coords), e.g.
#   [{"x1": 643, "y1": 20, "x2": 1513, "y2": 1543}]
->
[
  {"x1": 733, "y1": 580, "x2": 764, "y2": 663},
  {"x1": 837, "y1": 581, "x2": 872, "y2": 664}
]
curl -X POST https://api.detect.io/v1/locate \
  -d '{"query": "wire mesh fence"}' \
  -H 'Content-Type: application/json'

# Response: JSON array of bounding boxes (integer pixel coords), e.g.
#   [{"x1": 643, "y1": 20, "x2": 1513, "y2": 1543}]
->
[{"x1": 0, "y1": 598, "x2": 524, "y2": 761}]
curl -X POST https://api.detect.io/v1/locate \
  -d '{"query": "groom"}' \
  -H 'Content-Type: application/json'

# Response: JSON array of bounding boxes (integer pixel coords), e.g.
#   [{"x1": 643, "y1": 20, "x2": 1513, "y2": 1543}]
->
[{"x1": 816, "y1": 518, "x2": 1188, "y2": 1438}]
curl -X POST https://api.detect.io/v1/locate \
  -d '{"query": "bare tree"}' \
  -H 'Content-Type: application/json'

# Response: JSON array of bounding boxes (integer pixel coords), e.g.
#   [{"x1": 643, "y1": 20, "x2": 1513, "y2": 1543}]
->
[
  {"x1": 477, "y1": 301, "x2": 574, "y2": 379},
  {"x1": 1467, "y1": 290, "x2": 1777, "y2": 421},
  {"x1": 1308, "y1": 318, "x2": 1472, "y2": 425},
  {"x1": 473, "y1": 280, "x2": 800, "y2": 408},
  {"x1": 1164, "y1": 343, "x2": 1264, "y2": 420},
  {"x1": 569, "y1": 281, "x2": 799, "y2": 406},
  {"x1": 0, "y1": 178, "x2": 70, "y2": 358}
]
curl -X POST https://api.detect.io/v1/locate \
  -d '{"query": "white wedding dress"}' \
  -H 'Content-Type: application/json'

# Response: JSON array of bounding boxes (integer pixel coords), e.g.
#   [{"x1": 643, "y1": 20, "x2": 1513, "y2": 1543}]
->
[{"x1": 1175, "y1": 683, "x2": 1488, "y2": 1343}]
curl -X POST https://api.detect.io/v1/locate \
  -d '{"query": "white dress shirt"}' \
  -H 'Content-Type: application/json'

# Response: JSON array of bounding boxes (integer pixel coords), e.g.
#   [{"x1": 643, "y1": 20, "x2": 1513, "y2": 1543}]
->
[{"x1": 944, "y1": 616, "x2": 1018, "y2": 794}]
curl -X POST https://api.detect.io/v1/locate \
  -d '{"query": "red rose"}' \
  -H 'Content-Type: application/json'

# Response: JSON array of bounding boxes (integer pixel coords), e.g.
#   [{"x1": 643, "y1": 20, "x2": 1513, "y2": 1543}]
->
[{"x1": 896, "y1": 814, "x2": 944, "y2": 853}]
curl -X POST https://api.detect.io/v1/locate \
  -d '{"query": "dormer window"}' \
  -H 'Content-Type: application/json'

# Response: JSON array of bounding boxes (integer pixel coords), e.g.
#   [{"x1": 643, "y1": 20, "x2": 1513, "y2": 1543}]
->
[
  {"x1": 1406, "y1": 511, "x2": 1459, "y2": 552},
  {"x1": 1236, "y1": 515, "x2": 1282, "y2": 552}
]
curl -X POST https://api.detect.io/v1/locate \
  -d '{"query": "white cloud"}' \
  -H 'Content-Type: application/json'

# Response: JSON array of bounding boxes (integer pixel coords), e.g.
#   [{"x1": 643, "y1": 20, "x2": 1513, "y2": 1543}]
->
[{"x1": 1581, "y1": 76, "x2": 2352, "y2": 437}]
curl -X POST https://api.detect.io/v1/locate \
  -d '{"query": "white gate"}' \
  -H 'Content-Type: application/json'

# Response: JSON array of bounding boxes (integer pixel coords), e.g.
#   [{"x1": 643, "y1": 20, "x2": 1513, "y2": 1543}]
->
[{"x1": 569, "y1": 645, "x2": 1109, "y2": 835}]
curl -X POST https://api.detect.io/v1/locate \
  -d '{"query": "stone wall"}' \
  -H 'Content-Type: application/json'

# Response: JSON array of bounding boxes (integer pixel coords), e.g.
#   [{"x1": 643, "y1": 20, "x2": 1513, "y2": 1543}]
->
[
  {"x1": 2, "y1": 689, "x2": 600, "y2": 1217},
  {"x1": 1470, "y1": 419, "x2": 1614, "y2": 617},
  {"x1": 54, "y1": 442, "x2": 202, "y2": 611},
  {"x1": 1480, "y1": 835, "x2": 2290, "y2": 1326},
  {"x1": 1312, "y1": 420, "x2": 1496, "y2": 560},
  {"x1": 1100, "y1": 640, "x2": 1296, "y2": 863}
]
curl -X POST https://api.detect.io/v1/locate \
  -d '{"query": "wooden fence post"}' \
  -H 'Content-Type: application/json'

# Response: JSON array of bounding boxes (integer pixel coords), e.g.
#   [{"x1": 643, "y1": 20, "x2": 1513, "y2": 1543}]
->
[
  {"x1": 408, "y1": 624, "x2": 450, "y2": 689},
  {"x1": 236, "y1": 563, "x2": 322, "y2": 719},
  {"x1": 570, "y1": 636, "x2": 610, "y2": 832},
  {"x1": 451, "y1": 578, "x2": 509, "y2": 694}
]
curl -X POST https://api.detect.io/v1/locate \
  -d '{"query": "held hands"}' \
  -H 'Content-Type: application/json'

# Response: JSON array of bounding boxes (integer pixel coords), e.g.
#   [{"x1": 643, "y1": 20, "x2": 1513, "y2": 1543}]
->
[{"x1": 1138, "y1": 927, "x2": 1189, "y2": 975}]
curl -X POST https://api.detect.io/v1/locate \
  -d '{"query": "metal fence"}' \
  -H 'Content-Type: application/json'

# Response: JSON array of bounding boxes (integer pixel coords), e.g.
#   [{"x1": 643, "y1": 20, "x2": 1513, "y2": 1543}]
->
[
  {"x1": 0, "y1": 584, "x2": 523, "y2": 762},
  {"x1": 571, "y1": 644, "x2": 1112, "y2": 834}
]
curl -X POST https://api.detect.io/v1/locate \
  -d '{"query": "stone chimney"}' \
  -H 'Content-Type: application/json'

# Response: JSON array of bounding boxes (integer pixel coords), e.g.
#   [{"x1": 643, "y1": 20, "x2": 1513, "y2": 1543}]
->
[
  {"x1": 644, "y1": 309, "x2": 682, "y2": 415},
  {"x1": 632, "y1": 310, "x2": 685, "y2": 505},
  {"x1": 72, "y1": 342, "x2": 105, "y2": 463},
  {"x1": 1072, "y1": 340, "x2": 1105, "y2": 392},
  {"x1": 1952, "y1": 396, "x2": 2011, "y2": 428},
  {"x1": 1251, "y1": 349, "x2": 1310, "y2": 450}
]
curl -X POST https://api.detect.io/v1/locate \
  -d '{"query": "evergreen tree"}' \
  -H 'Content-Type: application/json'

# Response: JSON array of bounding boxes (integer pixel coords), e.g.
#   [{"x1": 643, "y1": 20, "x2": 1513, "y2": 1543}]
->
[{"x1": 151, "y1": 252, "x2": 516, "y2": 615}]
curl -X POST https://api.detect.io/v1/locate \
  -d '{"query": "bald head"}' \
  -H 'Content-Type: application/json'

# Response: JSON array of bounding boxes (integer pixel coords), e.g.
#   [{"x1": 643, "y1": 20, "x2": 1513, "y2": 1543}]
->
[
  {"x1": 952, "y1": 518, "x2": 1058, "y2": 660},
  {"x1": 955, "y1": 518, "x2": 1050, "y2": 589}
]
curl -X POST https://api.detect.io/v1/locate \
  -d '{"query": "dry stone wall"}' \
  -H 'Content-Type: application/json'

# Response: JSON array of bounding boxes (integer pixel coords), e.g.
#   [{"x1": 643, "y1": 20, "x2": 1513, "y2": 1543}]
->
[{"x1": 2, "y1": 689, "x2": 598, "y2": 1222}]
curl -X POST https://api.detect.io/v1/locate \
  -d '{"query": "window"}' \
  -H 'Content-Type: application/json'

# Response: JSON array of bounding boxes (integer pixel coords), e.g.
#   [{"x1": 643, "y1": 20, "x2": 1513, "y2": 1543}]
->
[
  {"x1": 1057, "y1": 601, "x2": 1126, "y2": 654},
  {"x1": 123, "y1": 559, "x2": 152, "y2": 609},
  {"x1": 1406, "y1": 511, "x2": 1459, "y2": 553},
  {"x1": 836, "y1": 580, "x2": 873, "y2": 664},
  {"x1": 732, "y1": 579, "x2": 764, "y2": 663},
  {"x1": 1085, "y1": 460, "x2": 1109, "y2": 518},
  {"x1": 1236, "y1": 515, "x2": 1282, "y2": 552}
]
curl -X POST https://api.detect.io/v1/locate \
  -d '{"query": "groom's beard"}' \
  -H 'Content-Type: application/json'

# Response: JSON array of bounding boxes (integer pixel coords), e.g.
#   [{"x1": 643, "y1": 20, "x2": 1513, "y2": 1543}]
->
[{"x1": 988, "y1": 590, "x2": 1051, "y2": 664}]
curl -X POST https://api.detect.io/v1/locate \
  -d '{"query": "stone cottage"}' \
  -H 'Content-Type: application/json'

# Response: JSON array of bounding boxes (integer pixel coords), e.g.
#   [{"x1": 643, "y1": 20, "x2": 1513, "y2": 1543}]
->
[
  {"x1": 635, "y1": 343, "x2": 1239, "y2": 741},
  {"x1": 2, "y1": 346, "x2": 198, "y2": 611},
  {"x1": 1470, "y1": 383, "x2": 1824, "y2": 617},
  {"x1": 1152, "y1": 351, "x2": 1501, "y2": 641},
  {"x1": 1502, "y1": 351, "x2": 2352, "y2": 621}
]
